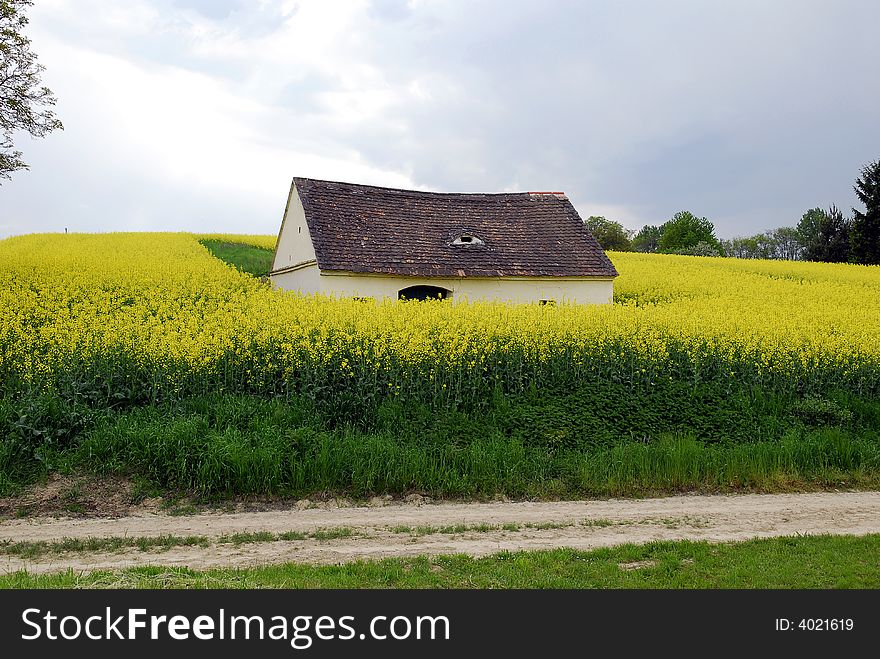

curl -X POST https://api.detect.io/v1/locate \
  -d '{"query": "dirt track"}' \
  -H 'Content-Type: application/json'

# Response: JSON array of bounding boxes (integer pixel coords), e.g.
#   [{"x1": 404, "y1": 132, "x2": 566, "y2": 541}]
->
[{"x1": 2, "y1": 491, "x2": 879, "y2": 575}]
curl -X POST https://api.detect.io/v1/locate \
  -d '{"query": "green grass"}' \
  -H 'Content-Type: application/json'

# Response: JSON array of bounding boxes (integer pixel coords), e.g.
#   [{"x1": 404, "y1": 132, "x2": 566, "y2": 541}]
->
[
  {"x1": 0, "y1": 528, "x2": 364, "y2": 558},
  {"x1": 3, "y1": 534, "x2": 879, "y2": 588},
  {"x1": 3, "y1": 522, "x2": 654, "y2": 560},
  {"x1": 310, "y1": 527, "x2": 355, "y2": 541},
  {"x1": 0, "y1": 535, "x2": 209, "y2": 559},
  {"x1": 4, "y1": 387, "x2": 880, "y2": 499},
  {"x1": 215, "y1": 528, "x2": 356, "y2": 544},
  {"x1": 392, "y1": 524, "x2": 493, "y2": 536},
  {"x1": 63, "y1": 391, "x2": 880, "y2": 498},
  {"x1": 389, "y1": 520, "x2": 651, "y2": 535},
  {"x1": 391, "y1": 523, "x2": 571, "y2": 536},
  {"x1": 218, "y1": 531, "x2": 277, "y2": 545},
  {"x1": 199, "y1": 239, "x2": 274, "y2": 277}
]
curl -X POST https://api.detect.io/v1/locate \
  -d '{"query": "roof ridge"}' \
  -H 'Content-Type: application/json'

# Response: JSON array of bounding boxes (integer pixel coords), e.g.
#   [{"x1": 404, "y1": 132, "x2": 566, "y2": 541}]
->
[{"x1": 293, "y1": 177, "x2": 537, "y2": 198}]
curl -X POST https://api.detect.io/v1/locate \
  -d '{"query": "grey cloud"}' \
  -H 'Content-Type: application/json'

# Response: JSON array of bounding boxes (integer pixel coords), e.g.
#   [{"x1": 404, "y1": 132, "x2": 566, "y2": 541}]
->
[{"x1": 334, "y1": 0, "x2": 880, "y2": 233}]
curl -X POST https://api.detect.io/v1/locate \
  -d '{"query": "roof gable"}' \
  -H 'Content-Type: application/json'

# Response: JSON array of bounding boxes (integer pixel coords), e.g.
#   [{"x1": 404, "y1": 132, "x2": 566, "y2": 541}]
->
[{"x1": 292, "y1": 177, "x2": 618, "y2": 278}]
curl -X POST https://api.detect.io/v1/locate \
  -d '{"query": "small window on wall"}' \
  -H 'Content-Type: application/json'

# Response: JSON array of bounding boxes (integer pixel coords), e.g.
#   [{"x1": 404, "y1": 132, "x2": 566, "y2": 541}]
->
[{"x1": 398, "y1": 285, "x2": 452, "y2": 301}]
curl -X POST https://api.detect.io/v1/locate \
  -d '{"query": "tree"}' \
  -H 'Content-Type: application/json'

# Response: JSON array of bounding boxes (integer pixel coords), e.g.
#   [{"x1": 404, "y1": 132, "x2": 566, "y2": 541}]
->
[
  {"x1": 768, "y1": 226, "x2": 803, "y2": 261},
  {"x1": 584, "y1": 216, "x2": 632, "y2": 251},
  {"x1": 850, "y1": 159, "x2": 880, "y2": 265},
  {"x1": 670, "y1": 240, "x2": 721, "y2": 257},
  {"x1": 804, "y1": 205, "x2": 850, "y2": 263},
  {"x1": 632, "y1": 225, "x2": 662, "y2": 253},
  {"x1": 0, "y1": 0, "x2": 62, "y2": 181},
  {"x1": 658, "y1": 211, "x2": 724, "y2": 256},
  {"x1": 722, "y1": 227, "x2": 803, "y2": 261},
  {"x1": 797, "y1": 208, "x2": 825, "y2": 255},
  {"x1": 722, "y1": 234, "x2": 769, "y2": 260}
]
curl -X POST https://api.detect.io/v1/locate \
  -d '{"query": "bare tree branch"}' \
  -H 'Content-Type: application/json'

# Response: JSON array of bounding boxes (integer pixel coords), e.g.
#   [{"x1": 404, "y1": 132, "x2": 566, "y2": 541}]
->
[{"x1": 0, "y1": 0, "x2": 63, "y2": 182}]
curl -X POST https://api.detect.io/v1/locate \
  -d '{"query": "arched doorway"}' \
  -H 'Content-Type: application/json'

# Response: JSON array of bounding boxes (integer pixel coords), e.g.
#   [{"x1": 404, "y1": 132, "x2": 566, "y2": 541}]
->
[{"x1": 398, "y1": 285, "x2": 452, "y2": 301}]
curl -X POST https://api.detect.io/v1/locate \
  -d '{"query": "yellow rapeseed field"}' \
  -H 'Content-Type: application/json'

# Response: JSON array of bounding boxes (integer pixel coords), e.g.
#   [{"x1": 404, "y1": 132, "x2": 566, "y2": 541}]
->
[{"x1": 1, "y1": 232, "x2": 879, "y2": 403}]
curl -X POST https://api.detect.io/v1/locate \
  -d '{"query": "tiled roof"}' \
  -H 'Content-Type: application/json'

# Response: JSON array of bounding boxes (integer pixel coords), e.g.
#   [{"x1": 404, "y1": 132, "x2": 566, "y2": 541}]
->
[{"x1": 293, "y1": 177, "x2": 618, "y2": 278}]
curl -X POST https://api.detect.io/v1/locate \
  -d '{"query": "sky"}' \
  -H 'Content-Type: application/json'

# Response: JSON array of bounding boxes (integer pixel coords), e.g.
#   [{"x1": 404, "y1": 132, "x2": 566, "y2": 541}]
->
[{"x1": 1, "y1": 0, "x2": 879, "y2": 239}]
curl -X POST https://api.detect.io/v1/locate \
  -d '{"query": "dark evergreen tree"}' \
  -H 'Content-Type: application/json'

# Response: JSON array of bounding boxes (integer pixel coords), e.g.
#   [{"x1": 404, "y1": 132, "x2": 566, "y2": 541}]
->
[
  {"x1": 850, "y1": 159, "x2": 880, "y2": 265},
  {"x1": 805, "y1": 205, "x2": 851, "y2": 263}
]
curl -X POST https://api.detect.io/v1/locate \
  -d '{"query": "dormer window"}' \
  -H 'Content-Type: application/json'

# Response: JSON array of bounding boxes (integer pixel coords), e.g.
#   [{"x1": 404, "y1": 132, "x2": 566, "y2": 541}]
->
[{"x1": 452, "y1": 234, "x2": 484, "y2": 246}]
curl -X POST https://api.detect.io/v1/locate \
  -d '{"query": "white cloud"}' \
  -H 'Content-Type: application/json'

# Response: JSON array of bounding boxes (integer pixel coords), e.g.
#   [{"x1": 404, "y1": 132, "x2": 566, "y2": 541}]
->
[
  {"x1": 1, "y1": 0, "x2": 420, "y2": 236},
  {"x1": 2, "y1": 0, "x2": 879, "y2": 239}
]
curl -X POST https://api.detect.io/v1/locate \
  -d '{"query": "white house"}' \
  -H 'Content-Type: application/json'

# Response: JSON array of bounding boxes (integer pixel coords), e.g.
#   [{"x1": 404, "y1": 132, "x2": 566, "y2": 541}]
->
[{"x1": 269, "y1": 177, "x2": 618, "y2": 304}]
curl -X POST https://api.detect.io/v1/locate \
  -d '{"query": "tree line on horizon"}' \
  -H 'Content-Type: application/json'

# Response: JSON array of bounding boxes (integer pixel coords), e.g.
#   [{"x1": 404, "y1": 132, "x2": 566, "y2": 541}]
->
[{"x1": 587, "y1": 159, "x2": 880, "y2": 265}]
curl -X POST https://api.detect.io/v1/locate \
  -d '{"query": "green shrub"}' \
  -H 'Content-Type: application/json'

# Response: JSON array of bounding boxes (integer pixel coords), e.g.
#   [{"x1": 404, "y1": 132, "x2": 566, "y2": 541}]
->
[{"x1": 790, "y1": 396, "x2": 854, "y2": 427}]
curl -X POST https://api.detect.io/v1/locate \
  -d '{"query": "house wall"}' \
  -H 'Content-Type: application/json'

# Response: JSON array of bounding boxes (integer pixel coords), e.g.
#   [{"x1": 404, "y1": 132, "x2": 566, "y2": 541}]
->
[
  {"x1": 271, "y1": 267, "x2": 614, "y2": 304},
  {"x1": 271, "y1": 263, "x2": 323, "y2": 294},
  {"x1": 271, "y1": 185, "x2": 316, "y2": 272}
]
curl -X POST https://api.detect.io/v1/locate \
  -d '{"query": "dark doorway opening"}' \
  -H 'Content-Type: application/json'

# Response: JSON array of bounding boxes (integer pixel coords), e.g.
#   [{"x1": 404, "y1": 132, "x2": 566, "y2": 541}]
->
[{"x1": 398, "y1": 285, "x2": 452, "y2": 301}]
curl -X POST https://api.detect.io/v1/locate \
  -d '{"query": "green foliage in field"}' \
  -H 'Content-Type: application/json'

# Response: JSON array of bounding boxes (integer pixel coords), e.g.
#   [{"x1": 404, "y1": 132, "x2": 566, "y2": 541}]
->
[
  {"x1": 199, "y1": 239, "x2": 274, "y2": 277},
  {"x1": 3, "y1": 234, "x2": 880, "y2": 498},
  {"x1": 9, "y1": 388, "x2": 871, "y2": 498},
  {"x1": 4, "y1": 534, "x2": 880, "y2": 589},
  {"x1": 4, "y1": 361, "x2": 880, "y2": 498}
]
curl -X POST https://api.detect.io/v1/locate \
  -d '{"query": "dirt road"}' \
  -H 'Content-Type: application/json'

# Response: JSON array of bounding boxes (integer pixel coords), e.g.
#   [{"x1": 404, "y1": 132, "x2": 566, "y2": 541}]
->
[{"x1": 2, "y1": 491, "x2": 878, "y2": 575}]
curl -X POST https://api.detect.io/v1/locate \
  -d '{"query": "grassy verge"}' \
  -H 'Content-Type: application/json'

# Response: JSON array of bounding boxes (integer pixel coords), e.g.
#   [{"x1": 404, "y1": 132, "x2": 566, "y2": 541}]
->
[
  {"x1": 4, "y1": 388, "x2": 880, "y2": 499},
  {"x1": 199, "y1": 239, "x2": 274, "y2": 277},
  {"x1": 70, "y1": 396, "x2": 880, "y2": 497},
  {"x1": 3, "y1": 534, "x2": 879, "y2": 588},
  {"x1": 0, "y1": 535, "x2": 209, "y2": 558}
]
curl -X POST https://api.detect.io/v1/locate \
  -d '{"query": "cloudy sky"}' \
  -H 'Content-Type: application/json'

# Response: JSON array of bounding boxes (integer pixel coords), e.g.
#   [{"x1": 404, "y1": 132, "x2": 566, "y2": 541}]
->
[{"x1": 2, "y1": 0, "x2": 879, "y2": 239}]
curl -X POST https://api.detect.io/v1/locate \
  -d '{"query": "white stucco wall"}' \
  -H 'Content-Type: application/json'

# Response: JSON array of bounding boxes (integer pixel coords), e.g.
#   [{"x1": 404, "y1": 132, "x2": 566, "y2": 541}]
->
[
  {"x1": 271, "y1": 267, "x2": 614, "y2": 305},
  {"x1": 271, "y1": 263, "x2": 323, "y2": 294},
  {"x1": 271, "y1": 185, "x2": 316, "y2": 272}
]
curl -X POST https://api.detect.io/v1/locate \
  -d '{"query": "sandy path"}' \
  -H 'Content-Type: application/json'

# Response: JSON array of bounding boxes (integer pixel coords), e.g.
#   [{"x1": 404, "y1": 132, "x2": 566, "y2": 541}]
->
[{"x1": 2, "y1": 491, "x2": 879, "y2": 575}]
